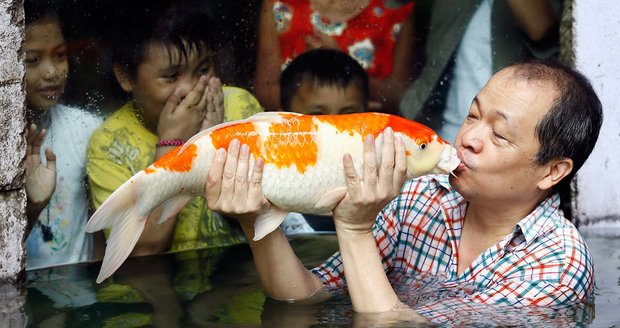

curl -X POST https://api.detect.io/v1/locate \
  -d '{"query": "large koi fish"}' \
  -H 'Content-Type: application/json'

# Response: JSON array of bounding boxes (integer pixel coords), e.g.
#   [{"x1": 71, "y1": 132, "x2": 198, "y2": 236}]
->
[{"x1": 86, "y1": 112, "x2": 459, "y2": 282}]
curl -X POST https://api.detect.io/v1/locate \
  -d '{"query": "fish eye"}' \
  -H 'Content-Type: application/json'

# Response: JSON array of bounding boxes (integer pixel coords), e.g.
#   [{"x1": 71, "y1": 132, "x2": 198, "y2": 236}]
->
[{"x1": 419, "y1": 143, "x2": 427, "y2": 150}]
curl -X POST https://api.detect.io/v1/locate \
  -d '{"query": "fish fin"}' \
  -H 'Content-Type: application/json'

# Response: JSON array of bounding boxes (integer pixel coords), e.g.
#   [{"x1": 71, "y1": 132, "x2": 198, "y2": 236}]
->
[
  {"x1": 253, "y1": 207, "x2": 290, "y2": 241},
  {"x1": 85, "y1": 172, "x2": 147, "y2": 233},
  {"x1": 96, "y1": 211, "x2": 148, "y2": 283},
  {"x1": 181, "y1": 112, "x2": 292, "y2": 152},
  {"x1": 314, "y1": 187, "x2": 348, "y2": 210},
  {"x1": 157, "y1": 194, "x2": 193, "y2": 224}
]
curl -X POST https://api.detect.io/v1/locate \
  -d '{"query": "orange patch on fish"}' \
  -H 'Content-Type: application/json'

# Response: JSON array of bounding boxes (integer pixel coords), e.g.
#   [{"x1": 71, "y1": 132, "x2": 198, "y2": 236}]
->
[
  {"x1": 317, "y1": 113, "x2": 390, "y2": 138},
  {"x1": 149, "y1": 143, "x2": 198, "y2": 173},
  {"x1": 262, "y1": 114, "x2": 318, "y2": 173},
  {"x1": 387, "y1": 115, "x2": 443, "y2": 145},
  {"x1": 210, "y1": 122, "x2": 262, "y2": 156}
]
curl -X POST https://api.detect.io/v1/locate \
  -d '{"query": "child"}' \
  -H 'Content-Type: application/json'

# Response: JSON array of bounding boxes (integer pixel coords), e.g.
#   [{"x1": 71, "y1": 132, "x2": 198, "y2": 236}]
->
[
  {"x1": 24, "y1": 0, "x2": 102, "y2": 269},
  {"x1": 278, "y1": 48, "x2": 369, "y2": 235},
  {"x1": 254, "y1": 0, "x2": 414, "y2": 113},
  {"x1": 86, "y1": 0, "x2": 263, "y2": 256}
]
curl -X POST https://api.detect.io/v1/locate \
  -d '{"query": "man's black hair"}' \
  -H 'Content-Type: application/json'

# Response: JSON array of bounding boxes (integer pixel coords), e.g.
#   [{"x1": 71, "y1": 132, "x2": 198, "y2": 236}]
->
[
  {"x1": 279, "y1": 49, "x2": 369, "y2": 111},
  {"x1": 512, "y1": 60, "x2": 603, "y2": 190},
  {"x1": 110, "y1": 0, "x2": 215, "y2": 79}
]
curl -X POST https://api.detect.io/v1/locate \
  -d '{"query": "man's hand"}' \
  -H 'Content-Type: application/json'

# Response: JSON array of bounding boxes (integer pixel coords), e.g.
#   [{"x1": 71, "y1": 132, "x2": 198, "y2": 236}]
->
[
  {"x1": 333, "y1": 127, "x2": 407, "y2": 233},
  {"x1": 205, "y1": 139, "x2": 271, "y2": 224},
  {"x1": 25, "y1": 124, "x2": 56, "y2": 225}
]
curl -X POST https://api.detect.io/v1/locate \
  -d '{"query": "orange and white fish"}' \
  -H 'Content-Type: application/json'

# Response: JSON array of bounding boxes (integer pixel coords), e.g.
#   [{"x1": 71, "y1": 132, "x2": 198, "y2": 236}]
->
[{"x1": 85, "y1": 112, "x2": 459, "y2": 282}]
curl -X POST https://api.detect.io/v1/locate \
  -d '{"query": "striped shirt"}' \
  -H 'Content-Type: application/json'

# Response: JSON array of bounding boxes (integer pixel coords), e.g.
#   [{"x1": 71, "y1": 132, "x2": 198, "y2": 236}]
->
[{"x1": 312, "y1": 174, "x2": 594, "y2": 319}]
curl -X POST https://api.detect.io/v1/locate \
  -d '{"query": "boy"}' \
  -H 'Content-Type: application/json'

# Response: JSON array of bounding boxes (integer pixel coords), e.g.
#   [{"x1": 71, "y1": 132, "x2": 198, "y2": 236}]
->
[
  {"x1": 277, "y1": 49, "x2": 369, "y2": 235},
  {"x1": 86, "y1": 0, "x2": 263, "y2": 256}
]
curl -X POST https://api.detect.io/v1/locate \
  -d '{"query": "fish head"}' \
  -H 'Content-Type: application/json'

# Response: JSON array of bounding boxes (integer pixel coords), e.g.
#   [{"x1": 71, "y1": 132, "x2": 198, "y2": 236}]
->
[{"x1": 399, "y1": 127, "x2": 460, "y2": 179}]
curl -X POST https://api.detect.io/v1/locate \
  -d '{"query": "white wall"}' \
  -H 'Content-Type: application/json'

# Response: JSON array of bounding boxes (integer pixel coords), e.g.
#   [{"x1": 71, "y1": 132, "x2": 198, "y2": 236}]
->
[{"x1": 574, "y1": 0, "x2": 620, "y2": 226}]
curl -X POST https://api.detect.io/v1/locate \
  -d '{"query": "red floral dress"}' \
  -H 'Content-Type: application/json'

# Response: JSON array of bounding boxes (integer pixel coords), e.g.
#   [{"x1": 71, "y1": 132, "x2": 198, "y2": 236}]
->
[{"x1": 271, "y1": 0, "x2": 414, "y2": 79}]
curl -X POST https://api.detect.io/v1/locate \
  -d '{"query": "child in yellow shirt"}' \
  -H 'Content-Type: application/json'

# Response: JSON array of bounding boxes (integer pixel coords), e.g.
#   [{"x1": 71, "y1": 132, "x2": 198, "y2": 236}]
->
[{"x1": 86, "y1": 0, "x2": 262, "y2": 256}]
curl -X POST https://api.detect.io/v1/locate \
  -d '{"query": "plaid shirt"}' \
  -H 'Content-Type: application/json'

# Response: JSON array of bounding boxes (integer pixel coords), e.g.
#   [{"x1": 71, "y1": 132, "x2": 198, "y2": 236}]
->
[{"x1": 312, "y1": 175, "x2": 594, "y2": 321}]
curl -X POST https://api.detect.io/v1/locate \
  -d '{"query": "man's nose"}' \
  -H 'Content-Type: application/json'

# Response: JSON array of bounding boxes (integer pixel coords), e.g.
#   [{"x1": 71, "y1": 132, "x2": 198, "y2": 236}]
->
[{"x1": 459, "y1": 124, "x2": 483, "y2": 153}]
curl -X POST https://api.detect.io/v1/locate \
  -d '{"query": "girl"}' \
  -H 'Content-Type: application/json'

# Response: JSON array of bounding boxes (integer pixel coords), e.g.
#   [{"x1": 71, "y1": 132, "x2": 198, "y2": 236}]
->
[{"x1": 24, "y1": 0, "x2": 102, "y2": 269}]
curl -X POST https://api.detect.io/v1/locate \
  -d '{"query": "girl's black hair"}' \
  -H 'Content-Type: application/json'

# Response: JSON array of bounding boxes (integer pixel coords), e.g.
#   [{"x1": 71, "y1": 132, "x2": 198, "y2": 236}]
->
[{"x1": 25, "y1": 0, "x2": 60, "y2": 26}]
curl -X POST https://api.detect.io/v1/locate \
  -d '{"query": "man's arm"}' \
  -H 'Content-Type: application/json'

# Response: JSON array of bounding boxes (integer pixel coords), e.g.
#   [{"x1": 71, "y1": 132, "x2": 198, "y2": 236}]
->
[
  {"x1": 331, "y1": 128, "x2": 407, "y2": 312},
  {"x1": 205, "y1": 139, "x2": 323, "y2": 300}
]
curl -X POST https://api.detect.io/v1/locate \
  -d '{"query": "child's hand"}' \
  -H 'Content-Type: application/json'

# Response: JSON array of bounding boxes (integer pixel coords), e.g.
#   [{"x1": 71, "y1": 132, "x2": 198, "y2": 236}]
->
[
  {"x1": 25, "y1": 124, "x2": 56, "y2": 209},
  {"x1": 202, "y1": 77, "x2": 224, "y2": 130},
  {"x1": 157, "y1": 75, "x2": 210, "y2": 141}
]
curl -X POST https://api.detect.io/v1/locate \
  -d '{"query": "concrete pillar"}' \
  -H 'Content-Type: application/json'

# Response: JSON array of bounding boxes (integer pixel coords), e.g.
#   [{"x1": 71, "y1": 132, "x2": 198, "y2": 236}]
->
[
  {"x1": 0, "y1": 0, "x2": 28, "y2": 325},
  {"x1": 573, "y1": 0, "x2": 620, "y2": 227}
]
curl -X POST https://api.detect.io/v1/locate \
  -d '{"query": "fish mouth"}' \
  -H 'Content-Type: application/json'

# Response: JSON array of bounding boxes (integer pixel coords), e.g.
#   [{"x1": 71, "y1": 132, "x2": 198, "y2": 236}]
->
[{"x1": 436, "y1": 145, "x2": 460, "y2": 174}]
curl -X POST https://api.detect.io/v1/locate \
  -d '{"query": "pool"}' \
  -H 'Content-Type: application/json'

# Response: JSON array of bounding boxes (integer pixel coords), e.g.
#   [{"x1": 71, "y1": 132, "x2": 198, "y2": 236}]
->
[{"x1": 6, "y1": 231, "x2": 620, "y2": 327}]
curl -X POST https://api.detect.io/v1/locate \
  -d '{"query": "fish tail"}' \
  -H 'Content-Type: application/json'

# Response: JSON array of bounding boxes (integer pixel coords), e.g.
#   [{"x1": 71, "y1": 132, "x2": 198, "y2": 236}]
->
[
  {"x1": 84, "y1": 173, "x2": 150, "y2": 283},
  {"x1": 96, "y1": 208, "x2": 148, "y2": 283},
  {"x1": 85, "y1": 171, "x2": 188, "y2": 283}
]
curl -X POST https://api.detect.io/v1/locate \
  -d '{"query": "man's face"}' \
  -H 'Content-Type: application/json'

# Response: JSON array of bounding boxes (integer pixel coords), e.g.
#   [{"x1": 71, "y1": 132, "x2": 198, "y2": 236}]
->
[
  {"x1": 450, "y1": 67, "x2": 559, "y2": 204},
  {"x1": 289, "y1": 80, "x2": 365, "y2": 115}
]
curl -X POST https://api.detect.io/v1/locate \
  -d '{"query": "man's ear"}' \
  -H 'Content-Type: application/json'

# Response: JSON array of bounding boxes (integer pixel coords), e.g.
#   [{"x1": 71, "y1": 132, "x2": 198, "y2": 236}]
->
[
  {"x1": 113, "y1": 64, "x2": 134, "y2": 93},
  {"x1": 537, "y1": 158, "x2": 573, "y2": 191}
]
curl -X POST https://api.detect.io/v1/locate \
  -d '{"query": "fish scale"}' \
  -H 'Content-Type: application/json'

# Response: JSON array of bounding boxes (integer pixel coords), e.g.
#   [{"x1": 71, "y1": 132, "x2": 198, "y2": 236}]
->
[{"x1": 85, "y1": 112, "x2": 460, "y2": 283}]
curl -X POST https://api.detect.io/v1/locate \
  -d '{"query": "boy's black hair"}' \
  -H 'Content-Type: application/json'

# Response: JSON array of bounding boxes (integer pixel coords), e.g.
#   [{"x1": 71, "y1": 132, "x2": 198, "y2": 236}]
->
[
  {"x1": 110, "y1": 0, "x2": 215, "y2": 79},
  {"x1": 280, "y1": 49, "x2": 369, "y2": 111}
]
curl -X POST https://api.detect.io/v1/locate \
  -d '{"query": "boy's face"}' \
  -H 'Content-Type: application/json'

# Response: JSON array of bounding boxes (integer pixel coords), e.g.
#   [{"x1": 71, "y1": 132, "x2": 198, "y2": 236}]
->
[
  {"x1": 121, "y1": 42, "x2": 214, "y2": 132},
  {"x1": 25, "y1": 16, "x2": 68, "y2": 112},
  {"x1": 289, "y1": 80, "x2": 365, "y2": 115}
]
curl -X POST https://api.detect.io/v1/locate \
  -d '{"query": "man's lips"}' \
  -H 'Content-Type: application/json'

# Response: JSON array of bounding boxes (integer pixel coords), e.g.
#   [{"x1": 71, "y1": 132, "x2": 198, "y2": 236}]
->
[{"x1": 456, "y1": 149, "x2": 468, "y2": 170}]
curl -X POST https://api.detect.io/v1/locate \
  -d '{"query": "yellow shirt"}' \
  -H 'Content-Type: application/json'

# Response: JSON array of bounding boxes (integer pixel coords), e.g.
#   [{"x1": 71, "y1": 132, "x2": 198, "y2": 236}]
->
[{"x1": 87, "y1": 86, "x2": 263, "y2": 251}]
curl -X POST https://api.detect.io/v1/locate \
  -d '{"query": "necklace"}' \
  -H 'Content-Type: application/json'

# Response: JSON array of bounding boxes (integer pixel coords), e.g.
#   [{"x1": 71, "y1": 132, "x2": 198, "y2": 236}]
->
[{"x1": 40, "y1": 205, "x2": 54, "y2": 242}]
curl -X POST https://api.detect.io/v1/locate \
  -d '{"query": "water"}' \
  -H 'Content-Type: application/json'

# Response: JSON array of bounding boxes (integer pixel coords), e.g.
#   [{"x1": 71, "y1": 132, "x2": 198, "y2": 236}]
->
[{"x1": 10, "y1": 232, "x2": 620, "y2": 327}]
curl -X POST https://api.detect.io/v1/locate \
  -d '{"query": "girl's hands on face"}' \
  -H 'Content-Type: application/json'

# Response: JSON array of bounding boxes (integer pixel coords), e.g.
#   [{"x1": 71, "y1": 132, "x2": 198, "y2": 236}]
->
[
  {"x1": 157, "y1": 75, "x2": 210, "y2": 141},
  {"x1": 202, "y1": 77, "x2": 225, "y2": 130},
  {"x1": 205, "y1": 139, "x2": 272, "y2": 224},
  {"x1": 25, "y1": 124, "x2": 56, "y2": 208},
  {"x1": 332, "y1": 127, "x2": 407, "y2": 234}
]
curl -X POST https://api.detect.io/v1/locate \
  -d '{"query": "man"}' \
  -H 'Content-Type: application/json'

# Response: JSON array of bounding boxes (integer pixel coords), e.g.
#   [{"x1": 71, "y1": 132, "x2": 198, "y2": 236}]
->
[{"x1": 204, "y1": 60, "x2": 602, "y2": 323}]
